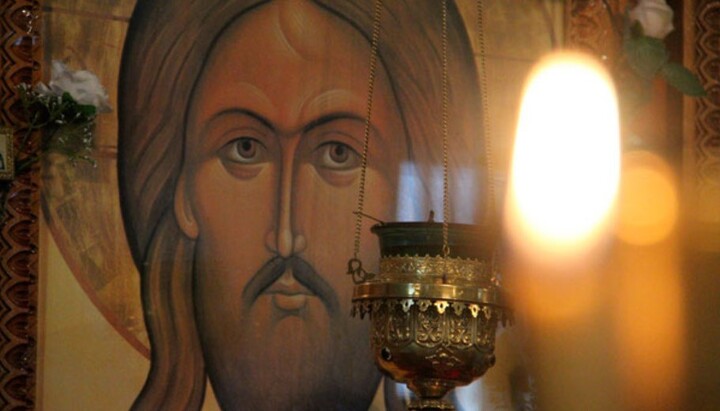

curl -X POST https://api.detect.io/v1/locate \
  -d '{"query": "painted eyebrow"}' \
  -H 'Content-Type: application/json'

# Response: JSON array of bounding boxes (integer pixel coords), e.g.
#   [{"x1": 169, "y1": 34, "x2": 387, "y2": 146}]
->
[
  {"x1": 302, "y1": 112, "x2": 382, "y2": 141},
  {"x1": 203, "y1": 108, "x2": 275, "y2": 134},
  {"x1": 202, "y1": 110, "x2": 383, "y2": 142}
]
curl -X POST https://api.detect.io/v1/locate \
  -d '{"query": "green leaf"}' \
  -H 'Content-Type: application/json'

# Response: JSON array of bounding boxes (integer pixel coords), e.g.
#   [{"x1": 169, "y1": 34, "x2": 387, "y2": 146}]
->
[
  {"x1": 623, "y1": 35, "x2": 669, "y2": 79},
  {"x1": 629, "y1": 20, "x2": 644, "y2": 38},
  {"x1": 660, "y1": 63, "x2": 707, "y2": 96},
  {"x1": 61, "y1": 92, "x2": 77, "y2": 104},
  {"x1": 77, "y1": 104, "x2": 97, "y2": 117}
]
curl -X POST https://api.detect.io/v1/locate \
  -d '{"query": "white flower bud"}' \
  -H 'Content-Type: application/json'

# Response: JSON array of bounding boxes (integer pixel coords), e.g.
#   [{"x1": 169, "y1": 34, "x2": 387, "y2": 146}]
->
[
  {"x1": 629, "y1": 0, "x2": 674, "y2": 39},
  {"x1": 48, "y1": 60, "x2": 112, "y2": 113}
]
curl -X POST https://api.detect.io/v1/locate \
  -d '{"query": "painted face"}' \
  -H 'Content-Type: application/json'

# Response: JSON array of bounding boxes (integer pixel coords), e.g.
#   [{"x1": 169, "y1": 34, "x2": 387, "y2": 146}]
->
[{"x1": 176, "y1": 1, "x2": 407, "y2": 409}]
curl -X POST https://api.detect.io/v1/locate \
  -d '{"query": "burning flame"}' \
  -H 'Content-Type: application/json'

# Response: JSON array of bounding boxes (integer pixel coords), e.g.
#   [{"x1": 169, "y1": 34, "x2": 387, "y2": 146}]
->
[
  {"x1": 504, "y1": 51, "x2": 685, "y2": 409},
  {"x1": 506, "y1": 51, "x2": 621, "y2": 263}
]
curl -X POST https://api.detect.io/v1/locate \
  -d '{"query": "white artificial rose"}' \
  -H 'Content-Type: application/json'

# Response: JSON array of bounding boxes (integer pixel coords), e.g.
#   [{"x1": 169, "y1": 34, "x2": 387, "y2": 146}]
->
[
  {"x1": 32, "y1": 82, "x2": 53, "y2": 97},
  {"x1": 629, "y1": 0, "x2": 674, "y2": 39},
  {"x1": 38, "y1": 60, "x2": 112, "y2": 113}
]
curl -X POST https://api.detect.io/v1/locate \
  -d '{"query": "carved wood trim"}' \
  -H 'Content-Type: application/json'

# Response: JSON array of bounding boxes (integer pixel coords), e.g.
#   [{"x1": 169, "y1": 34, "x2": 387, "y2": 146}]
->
[
  {"x1": 688, "y1": 0, "x2": 720, "y2": 236},
  {"x1": 0, "y1": 0, "x2": 41, "y2": 409}
]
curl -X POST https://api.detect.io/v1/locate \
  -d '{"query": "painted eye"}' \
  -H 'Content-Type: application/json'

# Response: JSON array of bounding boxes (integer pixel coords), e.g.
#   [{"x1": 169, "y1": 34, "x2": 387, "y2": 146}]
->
[
  {"x1": 315, "y1": 142, "x2": 360, "y2": 170},
  {"x1": 221, "y1": 137, "x2": 266, "y2": 164},
  {"x1": 329, "y1": 143, "x2": 350, "y2": 163}
]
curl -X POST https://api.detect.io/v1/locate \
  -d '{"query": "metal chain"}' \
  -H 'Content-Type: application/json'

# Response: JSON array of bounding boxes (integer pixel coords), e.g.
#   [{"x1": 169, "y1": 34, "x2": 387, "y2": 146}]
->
[
  {"x1": 352, "y1": 0, "x2": 383, "y2": 260},
  {"x1": 476, "y1": 0, "x2": 500, "y2": 276},
  {"x1": 477, "y1": 0, "x2": 495, "y2": 229},
  {"x1": 441, "y1": 0, "x2": 451, "y2": 259}
]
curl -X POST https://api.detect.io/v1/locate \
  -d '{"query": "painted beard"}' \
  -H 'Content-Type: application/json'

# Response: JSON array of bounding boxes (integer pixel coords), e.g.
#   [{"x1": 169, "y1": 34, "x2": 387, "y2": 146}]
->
[{"x1": 194, "y1": 256, "x2": 381, "y2": 410}]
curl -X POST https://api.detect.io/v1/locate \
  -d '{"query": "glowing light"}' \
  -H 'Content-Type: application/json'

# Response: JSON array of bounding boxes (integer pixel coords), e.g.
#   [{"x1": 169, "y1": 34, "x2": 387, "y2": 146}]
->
[
  {"x1": 615, "y1": 247, "x2": 685, "y2": 410},
  {"x1": 506, "y1": 52, "x2": 621, "y2": 259},
  {"x1": 616, "y1": 151, "x2": 678, "y2": 245},
  {"x1": 614, "y1": 151, "x2": 685, "y2": 409}
]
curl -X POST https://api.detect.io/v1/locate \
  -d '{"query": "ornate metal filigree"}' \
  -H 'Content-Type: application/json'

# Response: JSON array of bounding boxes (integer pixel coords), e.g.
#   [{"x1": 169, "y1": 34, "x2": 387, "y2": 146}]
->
[
  {"x1": 353, "y1": 293, "x2": 505, "y2": 407},
  {"x1": 352, "y1": 249, "x2": 511, "y2": 411},
  {"x1": 408, "y1": 398, "x2": 456, "y2": 411},
  {"x1": 352, "y1": 297, "x2": 511, "y2": 323},
  {"x1": 379, "y1": 255, "x2": 497, "y2": 287},
  {"x1": 355, "y1": 298, "x2": 506, "y2": 350}
]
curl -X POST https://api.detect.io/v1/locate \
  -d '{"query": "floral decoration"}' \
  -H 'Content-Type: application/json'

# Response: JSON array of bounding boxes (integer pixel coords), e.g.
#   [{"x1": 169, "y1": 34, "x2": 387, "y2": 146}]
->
[
  {"x1": 0, "y1": 61, "x2": 110, "y2": 220},
  {"x1": 611, "y1": 0, "x2": 705, "y2": 118},
  {"x1": 16, "y1": 60, "x2": 111, "y2": 172},
  {"x1": 623, "y1": 0, "x2": 704, "y2": 97},
  {"x1": 628, "y1": 0, "x2": 674, "y2": 40}
]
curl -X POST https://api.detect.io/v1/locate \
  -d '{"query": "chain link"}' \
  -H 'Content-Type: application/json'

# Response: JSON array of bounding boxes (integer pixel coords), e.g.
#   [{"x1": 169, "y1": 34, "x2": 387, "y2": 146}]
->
[
  {"x1": 477, "y1": 0, "x2": 495, "y2": 229},
  {"x1": 351, "y1": 0, "x2": 493, "y2": 275},
  {"x1": 476, "y1": 0, "x2": 500, "y2": 277},
  {"x1": 441, "y1": 0, "x2": 451, "y2": 260},
  {"x1": 352, "y1": 0, "x2": 383, "y2": 260}
]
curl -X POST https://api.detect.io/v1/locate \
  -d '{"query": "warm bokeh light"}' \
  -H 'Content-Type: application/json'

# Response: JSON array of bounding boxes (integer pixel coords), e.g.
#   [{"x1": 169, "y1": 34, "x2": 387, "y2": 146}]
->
[
  {"x1": 504, "y1": 52, "x2": 624, "y2": 410},
  {"x1": 506, "y1": 51, "x2": 620, "y2": 260},
  {"x1": 504, "y1": 51, "x2": 685, "y2": 411},
  {"x1": 614, "y1": 245, "x2": 685, "y2": 410},
  {"x1": 616, "y1": 150, "x2": 679, "y2": 245},
  {"x1": 614, "y1": 150, "x2": 685, "y2": 409}
]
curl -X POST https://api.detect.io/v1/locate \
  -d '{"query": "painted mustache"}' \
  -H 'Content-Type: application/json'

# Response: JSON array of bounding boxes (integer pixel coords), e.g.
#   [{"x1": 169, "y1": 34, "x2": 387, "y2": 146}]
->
[{"x1": 242, "y1": 256, "x2": 340, "y2": 314}]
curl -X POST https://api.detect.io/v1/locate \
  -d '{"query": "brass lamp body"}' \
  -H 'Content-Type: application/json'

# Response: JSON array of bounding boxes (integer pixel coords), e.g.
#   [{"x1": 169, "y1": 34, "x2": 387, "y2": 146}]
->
[{"x1": 352, "y1": 222, "x2": 510, "y2": 411}]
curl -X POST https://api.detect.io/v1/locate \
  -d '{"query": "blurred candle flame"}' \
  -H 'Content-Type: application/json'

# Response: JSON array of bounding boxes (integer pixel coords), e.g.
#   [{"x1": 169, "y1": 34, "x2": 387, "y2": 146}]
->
[
  {"x1": 504, "y1": 52, "x2": 624, "y2": 410},
  {"x1": 506, "y1": 51, "x2": 621, "y2": 266},
  {"x1": 504, "y1": 51, "x2": 685, "y2": 410}
]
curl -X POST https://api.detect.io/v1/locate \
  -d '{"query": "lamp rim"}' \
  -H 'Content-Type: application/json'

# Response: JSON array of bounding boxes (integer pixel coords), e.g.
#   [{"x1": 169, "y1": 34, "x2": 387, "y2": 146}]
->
[{"x1": 352, "y1": 281, "x2": 507, "y2": 307}]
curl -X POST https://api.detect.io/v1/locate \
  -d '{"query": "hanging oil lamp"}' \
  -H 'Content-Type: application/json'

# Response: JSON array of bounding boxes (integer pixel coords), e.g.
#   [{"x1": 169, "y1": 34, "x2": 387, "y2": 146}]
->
[{"x1": 347, "y1": 1, "x2": 511, "y2": 410}]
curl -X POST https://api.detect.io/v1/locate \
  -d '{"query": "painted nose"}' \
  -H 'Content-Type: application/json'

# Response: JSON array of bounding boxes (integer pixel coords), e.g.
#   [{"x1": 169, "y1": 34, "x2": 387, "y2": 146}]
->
[
  {"x1": 265, "y1": 138, "x2": 307, "y2": 258},
  {"x1": 266, "y1": 229, "x2": 307, "y2": 258}
]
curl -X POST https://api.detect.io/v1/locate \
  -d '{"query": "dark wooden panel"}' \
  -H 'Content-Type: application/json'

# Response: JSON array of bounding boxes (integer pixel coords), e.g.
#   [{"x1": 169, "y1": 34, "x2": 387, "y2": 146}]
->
[{"x1": 0, "y1": 0, "x2": 40, "y2": 409}]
